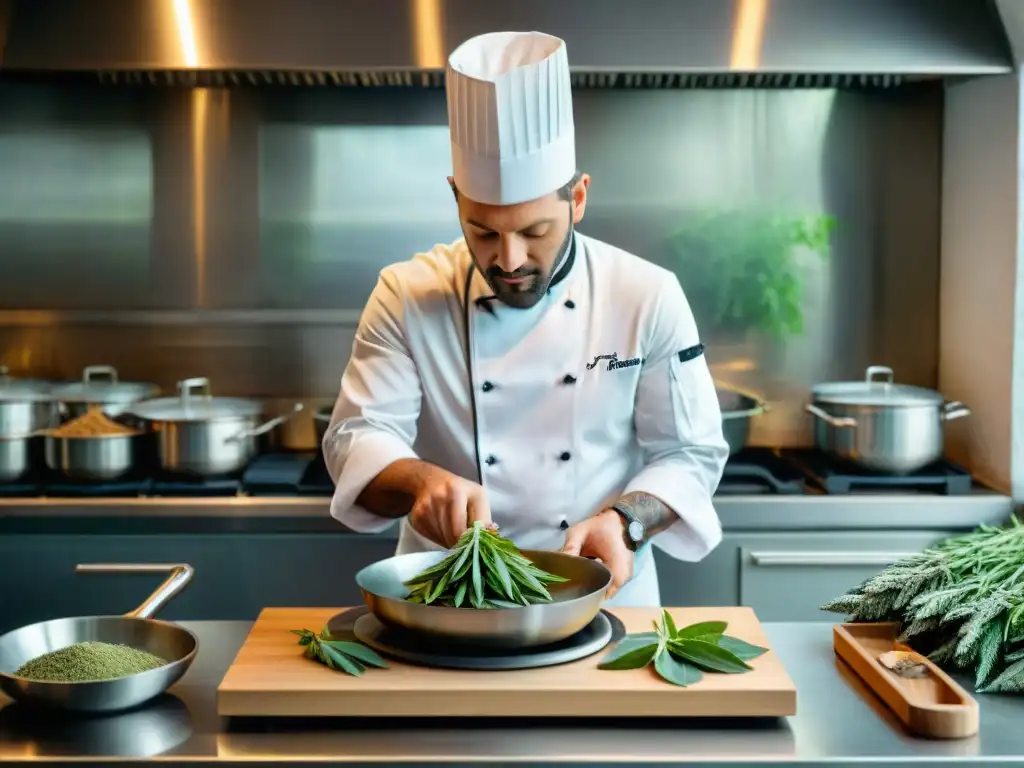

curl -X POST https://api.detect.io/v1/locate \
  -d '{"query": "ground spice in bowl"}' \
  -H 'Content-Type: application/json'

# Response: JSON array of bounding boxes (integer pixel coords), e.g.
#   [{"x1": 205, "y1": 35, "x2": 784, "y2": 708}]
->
[{"x1": 14, "y1": 642, "x2": 168, "y2": 682}]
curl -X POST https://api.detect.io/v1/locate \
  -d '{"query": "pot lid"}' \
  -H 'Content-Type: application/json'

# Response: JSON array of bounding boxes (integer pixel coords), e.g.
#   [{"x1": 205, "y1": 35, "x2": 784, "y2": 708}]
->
[
  {"x1": 127, "y1": 377, "x2": 262, "y2": 422},
  {"x1": 812, "y1": 365, "x2": 944, "y2": 406},
  {"x1": 0, "y1": 366, "x2": 54, "y2": 403},
  {"x1": 52, "y1": 365, "x2": 160, "y2": 404}
]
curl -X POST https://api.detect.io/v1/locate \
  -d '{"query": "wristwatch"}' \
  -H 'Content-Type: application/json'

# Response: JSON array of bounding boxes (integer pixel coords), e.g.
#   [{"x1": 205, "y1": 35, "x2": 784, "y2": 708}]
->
[{"x1": 610, "y1": 502, "x2": 645, "y2": 551}]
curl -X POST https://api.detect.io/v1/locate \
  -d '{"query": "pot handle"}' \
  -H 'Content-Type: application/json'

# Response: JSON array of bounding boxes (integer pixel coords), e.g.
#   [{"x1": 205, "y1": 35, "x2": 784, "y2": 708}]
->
[
  {"x1": 865, "y1": 365, "x2": 894, "y2": 384},
  {"x1": 224, "y1": 402, "x2": 305, "y2": 443},
  {"x1": 805, "y1": 403, "x2": 857, "y2": 428},
  {"x1": 178, "y1": 377, "x2": 212, "y2": 404},
  {"x1": 83, "y1": 365, "x2": 118, "y2": 383},
  {"x1": 941, "y1": 401, "x2": 971, "y2": 422},
  {"x1": 721, "y1": 396, "x2": 772, "y2": 420},
  {"x1": 75, "y1": 563, "x2": 194, "y2": 620}
]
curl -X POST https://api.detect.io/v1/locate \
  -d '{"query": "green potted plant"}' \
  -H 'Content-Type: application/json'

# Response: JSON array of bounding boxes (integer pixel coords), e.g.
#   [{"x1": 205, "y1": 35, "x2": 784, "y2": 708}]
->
[{"x1": 666, "y1": 209, "x2": 836, "y2": 343}]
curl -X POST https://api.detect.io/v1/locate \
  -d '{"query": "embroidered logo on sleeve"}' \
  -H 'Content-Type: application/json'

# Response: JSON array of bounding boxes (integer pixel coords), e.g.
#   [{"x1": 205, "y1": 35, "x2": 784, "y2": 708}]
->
[{"x1": 586, "y1": 352, "x2": 643, "y2": 371}]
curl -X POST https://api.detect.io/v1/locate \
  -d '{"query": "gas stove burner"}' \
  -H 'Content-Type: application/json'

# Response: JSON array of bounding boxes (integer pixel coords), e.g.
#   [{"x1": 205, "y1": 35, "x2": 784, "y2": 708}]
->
[
  {"x1": 717, "y1": 448, "x2": 806, "y2": 495},
  {"x1": 783, "y1": 449, "x2": 973, "y2": 495},
  {"x1": 353, "y1": 610, "x2": 622, "y2": 671}
]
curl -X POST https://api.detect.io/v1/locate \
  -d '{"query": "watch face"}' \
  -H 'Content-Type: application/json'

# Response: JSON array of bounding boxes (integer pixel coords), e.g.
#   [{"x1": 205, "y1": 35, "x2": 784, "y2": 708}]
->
[{"x1": 627, "y1": 519, "x2": 645, "y2": 543}]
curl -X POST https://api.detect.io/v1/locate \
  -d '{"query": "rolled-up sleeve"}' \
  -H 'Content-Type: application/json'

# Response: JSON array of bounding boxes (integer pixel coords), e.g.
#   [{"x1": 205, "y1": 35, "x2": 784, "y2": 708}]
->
[
  {"x1": 624, "y1": 275, "x2": 729, "y2": 561},
  {"x1": 323, "y1": 272, "x2": 421, "y2": 533}
]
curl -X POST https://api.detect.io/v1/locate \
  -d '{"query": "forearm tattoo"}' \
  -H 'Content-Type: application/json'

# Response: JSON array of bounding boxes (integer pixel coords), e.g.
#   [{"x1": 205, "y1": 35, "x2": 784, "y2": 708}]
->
[{"x1": 615, "y1": 491, "x2": 678, "y2": 540}]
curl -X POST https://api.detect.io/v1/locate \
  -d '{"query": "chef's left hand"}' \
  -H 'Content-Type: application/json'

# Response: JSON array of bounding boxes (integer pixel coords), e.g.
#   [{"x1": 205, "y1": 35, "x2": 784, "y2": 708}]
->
[{"x1": 561, "y1": 510, "x2": 634, "y2": 599}]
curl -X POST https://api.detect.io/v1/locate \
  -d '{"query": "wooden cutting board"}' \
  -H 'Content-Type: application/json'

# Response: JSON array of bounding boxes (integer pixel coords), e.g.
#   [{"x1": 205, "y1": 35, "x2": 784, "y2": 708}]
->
[{"x1": 216, "y1": 606, "x2": 796, "y2": 718}]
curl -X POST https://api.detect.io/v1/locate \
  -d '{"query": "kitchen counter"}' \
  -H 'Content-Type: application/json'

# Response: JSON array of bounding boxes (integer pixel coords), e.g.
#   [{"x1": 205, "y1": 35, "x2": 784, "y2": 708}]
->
[
  {"x1": 0, "y1": 621, "x2": 1019, "y2": 767},
  {"x1": 0, "y1": 491, "x2": 1013, "y2": 534}
]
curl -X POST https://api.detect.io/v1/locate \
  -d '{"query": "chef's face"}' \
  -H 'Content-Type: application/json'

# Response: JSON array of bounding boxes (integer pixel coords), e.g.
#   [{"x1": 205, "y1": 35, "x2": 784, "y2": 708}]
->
[{"x1": 451, "y1": 173, "x2": 590, "y2": 309}]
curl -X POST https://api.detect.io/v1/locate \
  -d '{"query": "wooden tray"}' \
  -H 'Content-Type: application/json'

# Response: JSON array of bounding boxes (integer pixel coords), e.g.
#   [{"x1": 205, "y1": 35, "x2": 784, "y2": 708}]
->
[
  {"x1": 833, "y1": 622, "x2": 979, "y2": 739},
  {"x1": 217, "y1": 606, "x2": 797, "y2": 718}
]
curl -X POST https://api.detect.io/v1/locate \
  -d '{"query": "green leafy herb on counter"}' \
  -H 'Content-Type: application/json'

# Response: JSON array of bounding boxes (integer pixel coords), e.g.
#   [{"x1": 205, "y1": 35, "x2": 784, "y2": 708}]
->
[
  {"x1": 403, "y1": 521, "x2": 568, "y2": 609},
  {"x1": 291, "y1": 627, "x2": 388, "y2": 676},
  {"x1": 820, "y1": 515, "x2": 1024, "y2": 693},
  {"x1": 598, "y1": 609, "x2": 768, "y2": 686}
]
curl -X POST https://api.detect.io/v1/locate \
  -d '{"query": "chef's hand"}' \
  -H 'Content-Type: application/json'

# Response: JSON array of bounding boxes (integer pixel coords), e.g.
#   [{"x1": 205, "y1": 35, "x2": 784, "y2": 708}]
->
[
  {"x1": 561, "y1": 510, "x2": 634, "y2": 599},
  {"x1": 408, "y1": 467, "x2": 493, "y2": 549}
]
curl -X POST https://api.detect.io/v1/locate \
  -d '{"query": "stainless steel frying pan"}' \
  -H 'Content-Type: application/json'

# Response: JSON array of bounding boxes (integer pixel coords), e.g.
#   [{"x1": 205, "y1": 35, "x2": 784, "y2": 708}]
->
[
  {"x1": 356, "y1": 549, "x2": 612, "y2": 649},
  {"x1": 0, "y1": 563, "x2": 197, "y2": 714}
]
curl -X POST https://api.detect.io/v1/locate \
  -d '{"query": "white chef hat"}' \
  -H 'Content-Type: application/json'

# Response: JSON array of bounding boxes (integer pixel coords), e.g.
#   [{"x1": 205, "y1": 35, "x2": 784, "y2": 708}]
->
[{"x1": 446, "y1": 31, "x2": 576, "y2": 206}]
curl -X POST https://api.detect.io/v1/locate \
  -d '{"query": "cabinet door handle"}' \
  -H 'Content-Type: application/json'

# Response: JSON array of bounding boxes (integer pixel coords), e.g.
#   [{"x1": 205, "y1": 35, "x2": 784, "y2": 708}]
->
[{"x1": 748, "y1": 551, "x2": 916, "y2": 567}]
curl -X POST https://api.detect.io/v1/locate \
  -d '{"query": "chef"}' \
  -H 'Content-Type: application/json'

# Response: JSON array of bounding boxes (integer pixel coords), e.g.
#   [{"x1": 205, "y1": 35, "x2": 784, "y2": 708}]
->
[{"x1": 323, "y1": 30, "x2": 729, "y2": 607}]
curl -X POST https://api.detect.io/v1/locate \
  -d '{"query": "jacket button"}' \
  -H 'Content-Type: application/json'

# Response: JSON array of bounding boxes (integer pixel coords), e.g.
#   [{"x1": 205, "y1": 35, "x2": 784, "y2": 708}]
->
[
  {"x1": 562, "y1": 374, "x2": 577, "y2": 385},
  {"x1": 559, "y1": 451, "x2": 572, "y2": 462},
  {"x1": 485, "y1": 455, "x2": 498, "y2": 466},
  {"x1": 559, "y1": 519, "x2": 569, "y2": 530},
  {"x1": 481, "y1": 381, "x2": 495, "y2": 392},
  {"x1": 564, "y1": 299, "x2": 576, "y2": 309}
]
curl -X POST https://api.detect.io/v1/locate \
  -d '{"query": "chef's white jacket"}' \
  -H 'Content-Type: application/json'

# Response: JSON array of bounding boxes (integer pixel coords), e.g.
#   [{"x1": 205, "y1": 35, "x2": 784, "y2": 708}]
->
[{"x1": 323, "y1": 231, "x2": 729, "y2": 608}]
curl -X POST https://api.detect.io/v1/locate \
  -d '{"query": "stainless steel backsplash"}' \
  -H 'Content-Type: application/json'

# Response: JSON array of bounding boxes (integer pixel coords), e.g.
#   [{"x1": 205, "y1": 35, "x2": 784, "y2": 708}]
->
[{"x1": 0, "y1": 83, "x2": 943, "y2": 449}]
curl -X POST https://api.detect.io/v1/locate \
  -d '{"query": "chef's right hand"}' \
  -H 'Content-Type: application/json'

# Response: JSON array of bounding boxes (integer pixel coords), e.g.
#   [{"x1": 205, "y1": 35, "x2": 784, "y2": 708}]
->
[{"x1": 409, "y1": 468, "x2": 492, "y2": 549}]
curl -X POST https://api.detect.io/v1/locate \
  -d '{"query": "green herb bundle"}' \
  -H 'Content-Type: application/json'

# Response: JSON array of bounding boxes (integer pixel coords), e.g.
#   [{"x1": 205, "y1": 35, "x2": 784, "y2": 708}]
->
[
  {"x1": 291, "y1": 627, "x2": 388, "y2": 676},
  {"x1": 821, "y1": 516, "x2": 1024, "y2": 693},
  {"x1": 598, "y1": 609, "x2": 768, "y2": 686},
  {"x1": 404, "y1": 521, "x2": 568, "y2": 609}
]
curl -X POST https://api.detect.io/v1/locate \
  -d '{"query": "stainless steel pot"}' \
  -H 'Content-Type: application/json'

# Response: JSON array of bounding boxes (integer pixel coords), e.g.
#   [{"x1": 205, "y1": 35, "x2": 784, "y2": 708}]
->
[
  {"x1": 717, "y1": 385, "x2": 769, "y2": 455},
  {"x1": 0, "y1": 367, "x2": 57, "y2": 481},
  {"x1": 0, "y1": 563, "x2": 197, "y2": 714},
  {"x1": 0, "y1": 366, "x2": 57, "y2": 438},
  {"x1": 44, "y1": 431, "x2": 146, "y2": 482},
  {"x1": 126, "y1": 377, "x2": 303, "y2": 477},
  {"x1": 805, "y1": 365, "x2": 971, "y2": 474},
  {"x1": 53, "y1": 365, "x2": 160, "y2": 420},
  {"x1": 0, "y1": 436, "x2": 40, "y2": 483}
]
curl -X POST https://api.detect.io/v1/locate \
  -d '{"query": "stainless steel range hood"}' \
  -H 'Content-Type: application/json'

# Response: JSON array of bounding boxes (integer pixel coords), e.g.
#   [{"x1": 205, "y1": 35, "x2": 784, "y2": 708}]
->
[{"x1": 0, "y1": 0, "x2": 1016, "y2": 89}]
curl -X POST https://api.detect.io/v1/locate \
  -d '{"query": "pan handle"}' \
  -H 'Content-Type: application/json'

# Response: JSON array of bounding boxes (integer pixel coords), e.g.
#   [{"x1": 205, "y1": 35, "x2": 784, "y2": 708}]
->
[
  {"x1": 224, "y1": 402, "x2": 305, "y2": 443},
  {"x1": 805, "y1": 403, "x2": 857, "y2": 428},
  {"x1": 75, "y1": 563, "x2": 194, "y2": 620}
]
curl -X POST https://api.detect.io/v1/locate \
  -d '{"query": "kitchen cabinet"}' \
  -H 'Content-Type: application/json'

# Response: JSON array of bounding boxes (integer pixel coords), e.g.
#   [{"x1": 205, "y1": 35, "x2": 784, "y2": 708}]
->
[{"x1": 733, "y1": 531, "x2": 953, "y2": 621}]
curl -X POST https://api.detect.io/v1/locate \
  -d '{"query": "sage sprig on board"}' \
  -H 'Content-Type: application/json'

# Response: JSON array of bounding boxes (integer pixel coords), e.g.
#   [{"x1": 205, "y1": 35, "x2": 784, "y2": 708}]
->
[
  {"x1": 404, "y1": 521, "x2": 569, "y2": 609},
  {"x1": 820, "y1": 515, "x2": 1024, "y2": 694},
  {"x1": 598, "y1": 609, "x2": 768, "y2": 686},
  {"x1": 290, "y1": 627, "x2": 388, "y2": 676}
]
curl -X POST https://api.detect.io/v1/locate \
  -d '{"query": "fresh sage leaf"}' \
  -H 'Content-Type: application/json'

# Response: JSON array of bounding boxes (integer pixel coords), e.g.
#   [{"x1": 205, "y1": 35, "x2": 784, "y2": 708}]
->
[
  {"x1": 323, "y1": 640, "x2": 389, "y2": 669},
  {"x1": 674, "y1": 620, "x2": 728, "y2": 639},
  {"x1": 716, "y1": 634, "x2": 769, "y2": 661},
  {"x1": 654, "y1": 649, "x2": 703, "y2": 686},
  {"x1": 669, "y1": 638, "x2": 752, "y2": 674},
  {"x1": 661, "y1": 609, "x2": 679, "y2": 638},
  {"x1": 598, "y1": 640, "x2": 660, "y2": 670},
  {"x1": 291, "y1": 627, "x2": 388, "y2": 676}
]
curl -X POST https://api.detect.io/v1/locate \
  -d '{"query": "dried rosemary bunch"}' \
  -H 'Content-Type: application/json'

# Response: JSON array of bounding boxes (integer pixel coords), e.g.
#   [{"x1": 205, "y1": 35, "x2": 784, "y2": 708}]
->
[
  {"x1": 404, "y1": 521, "x2": 569, "y2": 608},
  {"x1": 820, "y1": 516, "x2": 1024, "y2": 693}
]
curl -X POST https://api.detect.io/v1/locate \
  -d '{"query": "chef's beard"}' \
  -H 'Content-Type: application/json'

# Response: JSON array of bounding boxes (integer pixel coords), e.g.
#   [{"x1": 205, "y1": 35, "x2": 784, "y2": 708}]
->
[{"x1": 470, "y1": 215, "x2": 575, "y2": 310}]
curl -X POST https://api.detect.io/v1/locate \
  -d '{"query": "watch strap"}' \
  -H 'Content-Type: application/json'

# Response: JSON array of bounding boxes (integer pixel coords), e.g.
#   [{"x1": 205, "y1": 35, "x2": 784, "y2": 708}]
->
[{"x1": 610, "y1": 501, "x2": 645, "y2": 550}]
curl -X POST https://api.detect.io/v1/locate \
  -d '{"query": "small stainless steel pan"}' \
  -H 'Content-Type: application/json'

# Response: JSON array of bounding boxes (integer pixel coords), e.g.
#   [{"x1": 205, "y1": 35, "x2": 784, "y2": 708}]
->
[
  {"x1": 0, "y1": 563, "x2": 197, "y2": 714},
  {"x1": 356, "y1": 549, "x2": 612, "y2": 649}
]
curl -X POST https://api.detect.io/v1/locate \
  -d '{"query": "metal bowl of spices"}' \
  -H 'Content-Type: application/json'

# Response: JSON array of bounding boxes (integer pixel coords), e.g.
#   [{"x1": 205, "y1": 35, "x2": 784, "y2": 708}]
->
[
  {"x1": 42, "y1": 407, "x2": 151, "y2": 481},
  {"x1": 0, "y1": 563, "x2": 197, "y2": 714}
]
